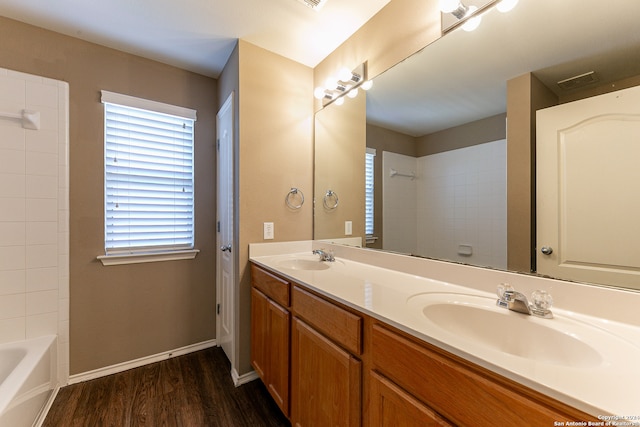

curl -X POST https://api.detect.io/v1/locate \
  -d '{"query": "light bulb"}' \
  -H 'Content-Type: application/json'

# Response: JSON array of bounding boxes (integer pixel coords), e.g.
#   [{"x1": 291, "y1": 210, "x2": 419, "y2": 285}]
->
[
  {"x1": 324, "y1": 76, "x2": 336, "y2": 91},
  {"x1": 338, "y1": 67, "x2": 352, "y2": 82},
  {"x1": 462, "y1": 6, "x2": 481, "y2": 31},
  {"x1": 314, "y1": 87, "x2": 326, "y2": 100},
  {"x1": 361, "y1": 80, "x2": 373, "y2": 90},
  {"x1": 439, "y1": 0, "x2": 460, "y2": 13},
  {"x1": 335, "y1": 97, "x2": 345, "y2": 106},
  {"x1": 347, "y1": 88, "x2": 359, "y2": 98},
  {"x1": 496, "y1": 0, "x2": 518, "y2": 12}
]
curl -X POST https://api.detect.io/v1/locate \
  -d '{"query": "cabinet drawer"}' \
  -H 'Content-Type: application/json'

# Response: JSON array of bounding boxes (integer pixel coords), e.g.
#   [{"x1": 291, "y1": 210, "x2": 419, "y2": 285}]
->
[
  {"x1": 250, "y1": 263, "x2": 290, "y2": 307},
  {"x1": 292, "y1": 286, "x2": 362, "y2": 355},
  {"x1": 371, "y1": 323, "x2": 595, "y2": 425},
  {"x1": 369, "y1": 371, "x2": 453, "y2": 427}
]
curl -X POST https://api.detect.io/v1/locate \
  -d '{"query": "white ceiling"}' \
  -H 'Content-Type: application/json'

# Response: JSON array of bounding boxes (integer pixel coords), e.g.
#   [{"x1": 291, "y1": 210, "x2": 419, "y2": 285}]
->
[{"x1": 0, "y1": 0, "x2": 390, "y2": 77}]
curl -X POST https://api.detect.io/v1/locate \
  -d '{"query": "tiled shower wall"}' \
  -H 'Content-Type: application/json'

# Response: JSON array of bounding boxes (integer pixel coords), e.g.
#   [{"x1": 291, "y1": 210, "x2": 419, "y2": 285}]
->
[
  {"x1": 383, "y1": 140, "x2": 507, "y2": 270},
  {"x1": 382, "y1": 151, "x2": 418, "y2": 254},
  {"x1": 0, "y1": 67, "x2": 69, "y2": 383}
]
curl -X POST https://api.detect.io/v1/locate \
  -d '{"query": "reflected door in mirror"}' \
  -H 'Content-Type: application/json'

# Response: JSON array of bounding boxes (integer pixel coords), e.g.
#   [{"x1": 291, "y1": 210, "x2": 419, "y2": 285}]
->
[{"x1": 537, "y1": 84, "x2": 640, "y2": 290}]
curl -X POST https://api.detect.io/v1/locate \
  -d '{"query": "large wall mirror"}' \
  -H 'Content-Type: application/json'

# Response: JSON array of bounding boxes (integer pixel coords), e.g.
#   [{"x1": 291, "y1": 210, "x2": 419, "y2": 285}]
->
[{"x1": 314, "y1": 0, "x2": 640, "y2": 290}]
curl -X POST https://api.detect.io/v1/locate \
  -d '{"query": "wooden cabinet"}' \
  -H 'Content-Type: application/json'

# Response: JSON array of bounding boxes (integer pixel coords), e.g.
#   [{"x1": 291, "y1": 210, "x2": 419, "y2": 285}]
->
[
  {"x1": 291, "y1": 285, "x2": 363, "y2": 427},
  {"x1": 250, "y1": 265, "x2": 291, "y2": 417},
  {"x1": 250, "y1": 287, "x2": 268, "y2": 379},
  {"x1": 370, "y1": 323, "x2": 597, "y2": 426},
  {"x1": 292, "y1": 286, "x2": 362, "y2": 355},
  {"x1": 291, "y1": 318, "x2": 361, "y2": 427},
  {"x1": 369, "y1": 371, "x2": 453, "y2": 427},
  {"x1": 250, "y1": 262, "x2": 597, "y2": 426}
]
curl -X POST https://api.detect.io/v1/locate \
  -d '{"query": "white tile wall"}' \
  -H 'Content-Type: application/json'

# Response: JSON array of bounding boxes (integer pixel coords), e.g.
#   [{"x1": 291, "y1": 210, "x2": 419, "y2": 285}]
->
[
  {"x1": 0, "y1": 67, "x2": 69, "y2": 384},
  {"x1": 382, "y1": 140, "x2": 507, "y2": 269},
  {"x1": 382, "y1": 152, "x2": 418, "y2": 254}
]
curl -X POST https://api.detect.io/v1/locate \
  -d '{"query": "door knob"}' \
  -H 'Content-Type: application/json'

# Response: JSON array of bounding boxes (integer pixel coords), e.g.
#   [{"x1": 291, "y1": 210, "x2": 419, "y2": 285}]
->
[
  {"x1": 540, "y1": 246, "x2": 553, "y2": 255},
  {"x1": 220, "y1": 244, "x2": 232, "y2": 252}
]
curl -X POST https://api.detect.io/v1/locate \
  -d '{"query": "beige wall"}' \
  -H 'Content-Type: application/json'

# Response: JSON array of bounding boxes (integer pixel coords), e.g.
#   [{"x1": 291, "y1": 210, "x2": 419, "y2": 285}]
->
[
  {"x1": 560, "y1": 74, "x2": 640, "y2": 104},
  {"x1": 315, "y1": 94, "x2": 367, "y2": 241},
  {"x1": 237, "y1": 40, "x2": 314, "y2": 374},
  {"x1": 367, "y1": 123, "x2": 417, "y2": 157},
  {"x1": 314, "y1": 0, "x2": 442, "y2": 111},
  {"x1": 416, "y1": 113, "x2": 506, "y2": 156},
  {"x1": 506, "y1": 73, "x2": 557, "y2": 273},
  {"x1": 0, "y1": 16, "x2": 218, "y2": 374}
]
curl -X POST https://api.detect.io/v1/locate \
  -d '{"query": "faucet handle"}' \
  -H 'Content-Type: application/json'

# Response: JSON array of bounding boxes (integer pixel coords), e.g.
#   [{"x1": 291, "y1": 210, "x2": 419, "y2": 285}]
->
[
  {"x1": 496, "y1": 283, "x2": 514, "y2": 299},
  {"x1": 530, "y1": 290, "x2": 554, "y2": 318},
  {"x1": 531, "y1": 290, "x2": 553, "y2": 310}
]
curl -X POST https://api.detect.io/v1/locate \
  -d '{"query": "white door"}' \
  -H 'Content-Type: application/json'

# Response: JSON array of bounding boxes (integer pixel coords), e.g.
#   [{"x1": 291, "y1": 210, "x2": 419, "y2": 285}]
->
[
  {"x1": 216, "y1": 93, "x2": 235, "y2": 363},
  {"x1": 537, "y1": 85, "x2": 640, "y2": 288}
]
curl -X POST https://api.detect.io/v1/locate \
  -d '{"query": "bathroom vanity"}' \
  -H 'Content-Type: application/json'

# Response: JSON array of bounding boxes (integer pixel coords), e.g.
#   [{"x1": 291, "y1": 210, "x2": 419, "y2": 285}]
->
[{"x1": 249, "y1": 241, "x2": 640, "y2": 426}]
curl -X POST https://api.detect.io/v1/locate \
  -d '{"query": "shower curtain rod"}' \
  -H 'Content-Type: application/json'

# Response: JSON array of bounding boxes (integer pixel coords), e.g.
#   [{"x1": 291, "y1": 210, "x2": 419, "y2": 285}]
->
[
  {"x1": 389, "y1": 168, "x2": 416, "y2": 180},
  {"x1": 0, "y1": 109, "x2": 40, "y2": 130}
]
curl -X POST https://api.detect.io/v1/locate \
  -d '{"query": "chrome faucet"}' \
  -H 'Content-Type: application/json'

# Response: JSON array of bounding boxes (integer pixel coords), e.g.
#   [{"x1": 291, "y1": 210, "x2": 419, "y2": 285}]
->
[
  {"x1": 496, "y1": 284, "x2": 553, "y2": 319},
  {"x1": 312, "y1": 248, "x2": 335, "y2": 262},
  {"x1": 498, "y1": 289, "x2": 532, "y2": 315}
]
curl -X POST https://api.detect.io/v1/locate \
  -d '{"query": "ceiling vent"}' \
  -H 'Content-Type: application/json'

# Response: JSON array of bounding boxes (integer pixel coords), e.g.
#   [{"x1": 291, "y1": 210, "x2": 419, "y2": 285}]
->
[
  {"x1": 297, "y1": 0, "x2": 329, "y2": 10},
  {"x1": 557, "y1": 71, "x2": 599, "y2": 91}
]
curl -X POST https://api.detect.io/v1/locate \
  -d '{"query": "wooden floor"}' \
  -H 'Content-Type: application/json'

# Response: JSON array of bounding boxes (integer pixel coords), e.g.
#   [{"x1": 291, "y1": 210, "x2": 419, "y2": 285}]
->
[{"x1": 44, "y1": 347, "x2": 291, "y2": 427}]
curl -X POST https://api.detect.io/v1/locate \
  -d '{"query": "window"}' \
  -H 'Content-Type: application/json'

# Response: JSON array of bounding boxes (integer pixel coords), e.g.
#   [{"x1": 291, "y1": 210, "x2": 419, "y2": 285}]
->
[
  {"x1": 365, "y1": 148, "x2": 376, "y2": 236},
  {"x1": 98, "y1": 91, "x2": 198, "y2": 265}
]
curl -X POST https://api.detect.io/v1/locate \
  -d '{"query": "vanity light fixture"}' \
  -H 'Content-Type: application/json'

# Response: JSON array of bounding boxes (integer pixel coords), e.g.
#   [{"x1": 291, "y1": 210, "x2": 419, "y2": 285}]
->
[
  {"x1": 440, "y1": 1, "x2": 482, "y2": 32},
  {"x1": 439, "y1": 0, "x2": 470, "y2": 19},
  {"x1": 440, "y1": 0, "x2": 519, "y2": 33},
  {"x1": 296, "y1": 0, "x2": 329, "y2": 11},
  {"x1": 461, "y1": 5, "x2": 481, "y2": 31},
  {"x1": 496, "y1": 0, "x2": 519, "y2": 12},
  {"x1": 361, "y1": 80, "x2": 373, "y2": 90},
  {"x1": 314, "y1": 62, "x2": 373, "y2": 106}
]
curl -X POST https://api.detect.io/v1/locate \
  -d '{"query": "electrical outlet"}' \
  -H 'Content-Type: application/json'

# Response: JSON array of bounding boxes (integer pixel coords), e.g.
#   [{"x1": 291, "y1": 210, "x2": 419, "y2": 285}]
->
[
  {"x1": 264, "y1": 222, "x2": 274, "y2": 240},
  {"x1": 345, "y1": 220, "x2": 352, "y2": 235}
]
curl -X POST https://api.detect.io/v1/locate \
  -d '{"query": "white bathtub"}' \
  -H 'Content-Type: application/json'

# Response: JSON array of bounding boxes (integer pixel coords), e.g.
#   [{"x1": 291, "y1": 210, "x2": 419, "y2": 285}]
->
[{"x1": 0, "y1": 335, "x2": 57, "y2": 427}]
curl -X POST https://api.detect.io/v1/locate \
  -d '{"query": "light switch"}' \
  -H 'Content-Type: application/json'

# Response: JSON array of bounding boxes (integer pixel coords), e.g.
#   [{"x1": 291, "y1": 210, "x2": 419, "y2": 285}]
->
[
  {"x1": 264, "y1": 222, "x2": 274, "y2": 240},
  {"x1": 345, "y1": 220, "x2": 352, "y2": 235}
]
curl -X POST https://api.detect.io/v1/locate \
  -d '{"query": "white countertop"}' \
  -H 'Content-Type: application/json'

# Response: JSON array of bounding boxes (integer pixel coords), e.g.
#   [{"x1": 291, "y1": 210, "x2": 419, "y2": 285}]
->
[{"x1": 249, "y1": 240, "x2": 640, "y2": 422}]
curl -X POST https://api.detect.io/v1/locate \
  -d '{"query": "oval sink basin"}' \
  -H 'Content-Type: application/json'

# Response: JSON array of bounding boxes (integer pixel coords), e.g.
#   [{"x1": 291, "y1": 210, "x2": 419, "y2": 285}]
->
[
  {"x1": 277, "y1": 259, "x2": 331, "y2": 271},
  {"x1": 406, "y1": 293, "x2": 622, "y2": 368}
]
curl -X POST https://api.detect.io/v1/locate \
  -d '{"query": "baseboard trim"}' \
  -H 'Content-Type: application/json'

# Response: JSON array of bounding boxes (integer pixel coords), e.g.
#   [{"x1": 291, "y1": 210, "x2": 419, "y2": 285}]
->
[
  {"x1": 231, "y1": 367, "x2": 259, "y2": 387},
  {"x1": 69, "y1": 339, "x2": 217, "y2": 385},
  {"x1": 35, "y1": 385, "x2": 60, "y2": 427}
]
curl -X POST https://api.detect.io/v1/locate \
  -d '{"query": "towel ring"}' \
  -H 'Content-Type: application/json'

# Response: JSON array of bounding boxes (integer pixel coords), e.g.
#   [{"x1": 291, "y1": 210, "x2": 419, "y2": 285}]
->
[
  {"x1": 323, "y1": 190, "x2": 339, "y2": 210},
  {"x1": 285, "y1": 188, "x2": 304, "y2": 209}
]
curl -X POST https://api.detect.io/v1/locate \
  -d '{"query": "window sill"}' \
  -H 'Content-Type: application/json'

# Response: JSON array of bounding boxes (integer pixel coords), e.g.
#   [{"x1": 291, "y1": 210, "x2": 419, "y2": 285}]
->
[
  {"x1": 365, "y1": 236, "x2": 378, "y2": 245},
  {"x1": 97, "y1": 249, "x2": 200, "y2": 266}
]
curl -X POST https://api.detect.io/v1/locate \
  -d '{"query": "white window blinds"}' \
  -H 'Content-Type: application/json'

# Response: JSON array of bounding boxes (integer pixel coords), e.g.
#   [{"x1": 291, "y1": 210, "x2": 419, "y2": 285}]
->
[
  {"x1": 365, "y1": 148, "x2": 376, "y2": 236},
  {"x1": 101, "y1": 91, "x2": 196, "y2": 254}
]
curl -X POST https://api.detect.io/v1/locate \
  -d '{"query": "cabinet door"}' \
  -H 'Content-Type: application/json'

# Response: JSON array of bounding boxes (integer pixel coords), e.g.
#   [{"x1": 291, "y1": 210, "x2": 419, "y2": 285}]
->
[
  {"x1": 291, "y1": 318, "x2": 361, "y2": 427},
  {"x1": 369, "y1": 371, "x2": 452, "y2": 427},
  {"x1": 372, "y1": 324, "x2": 596, "y2": 424},
  {"x1": 266, "y1": 299, "x2": 290, "y2": 417},
  {"x1": 251, "y1": 287, "x2": 268, "y2": 380}
]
